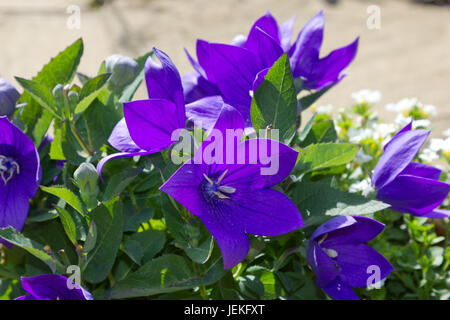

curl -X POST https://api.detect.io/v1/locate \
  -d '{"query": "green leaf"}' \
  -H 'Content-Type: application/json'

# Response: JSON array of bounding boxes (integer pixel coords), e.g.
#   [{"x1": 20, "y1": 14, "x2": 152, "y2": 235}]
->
[
  {"x1": 102, "y1": 167, "x2": 143, "y2": 202},
  {"x1": 82, "y1": 198, "x2": 124, "y2": 284},
  {"x1": 299, "y1": 120, "x2": 337, "y2": 147},
  {"x1": 0, "y1": 227, "x2": 63, "y2": 273},
  {"x1": 108, "y1": 255, "x2": 225, "y2": 299},
  {"x1": 41, "y1": 185, "x2": 84, "y2": 216},
  {"x1": 75, "y1": 74, "x2": 111, "y2": 114},
  {"x1": 15, "y1": 77, "x2": 59, "y2": 119},
  {"x1": 250, "y1": 54, "x2": 297, "y2": 143},
  {"x1": 295, "y1": 143, "x2": 359, "y2": 175},
  {"x1": 61, "y1": 121, "x2": 86, "y2": 165},
  {"x1": 55, "y1": 207, "x2": 77, "y2": 245},
  {"x1": 297, "y1": 112, "x2": 317, "y2": 144},
  {"x1": 18, "y1": 38, "x2": 84, "y2": 144},
  {"x1": 291, "y1": 177, "x2": 389, "y2": 227},
  {"x1": 122, "y1": 229, "x2": 166, "y2": 265},
  {"x1": 119, "y1": 51, "x2": 153, "y2": 103},
  {"x1": 173, "y1": 235, "x2": 214, "y2": 264},
  {"x1": 299, "y1": 83, "x2": 334, "y2": 112}
]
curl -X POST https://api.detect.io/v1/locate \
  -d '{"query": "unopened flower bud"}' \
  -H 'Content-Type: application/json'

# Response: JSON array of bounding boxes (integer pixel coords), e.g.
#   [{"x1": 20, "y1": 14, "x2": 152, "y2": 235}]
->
[
  {"x1": 0, "y1": 78, "x2": 20, "y2": 117},
  {"x1": 52, "y1": 84, "x2": 65, "y2": 100},
  {"x1": 68, "y1": 90, "x2": 79, "y2": 110},
  {"x1": 74, "y1": 163, "x2": 98, "y2": 190},
  {"x1": 105, "y1": 54, "x2": 139, "y2": 91},
  {"x1": 74, "y1": 163, "x2": 99, "y2": 209}
]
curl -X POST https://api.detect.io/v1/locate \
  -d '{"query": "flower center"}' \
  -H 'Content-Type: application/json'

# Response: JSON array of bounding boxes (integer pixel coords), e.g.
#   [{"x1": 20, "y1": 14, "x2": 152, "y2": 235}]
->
[
  {"x1": 201, "y1": 170, "x2": 236, "y2": 202},
  {"x1": 0, "y1": 155, "x2": 20, "y2": 186}
]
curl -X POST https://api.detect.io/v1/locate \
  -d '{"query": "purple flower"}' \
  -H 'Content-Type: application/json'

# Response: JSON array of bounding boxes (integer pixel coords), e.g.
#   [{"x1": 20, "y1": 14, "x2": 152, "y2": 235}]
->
[
  {"x1": 15, "y1": 274, "x2": 93, "y2": 300},
  {"x1": 159, "y1": 104, "x2": 304, "y2": 269},
  {"x1": 98, "y1": 48, "x2": 229, "y2": 178},
  {"x1": 183, "y1": 11, "x2": 358, "y2": 124},
  {"x1": 372, "y1": 121, "x2": 450, "y2": 218},
  {"x1": 307, "y1": 216, "x2": 393, "y2": 300},
  {"x1": 0, "y1": 77, "x2": 20, "y2": 117},
  {"x1": 0, "y1": 116, "x2": 40, "y2": 247}
]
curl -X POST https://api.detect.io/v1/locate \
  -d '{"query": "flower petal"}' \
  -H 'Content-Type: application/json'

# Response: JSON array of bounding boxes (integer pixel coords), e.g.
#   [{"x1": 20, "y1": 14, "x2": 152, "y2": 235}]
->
[
  {"x1": 290, "y1": 10, "x2": 324, "y2": 77},
  {"x1": 96, "y1": 150, "x2": 153, "y2": 182},
  {"x1": 123, "y1": 99, "x2": 185, "y2": 152},
  {"x1": 311, "y1": 215, "x2": 357, "y2": 241},
  {"x1": 108, "y1": 118, "x2": 143, "y2": 153},
  {"x1": 327, "y1": 243, "x2": 393, "y2": 288},
  {"x1": 186, "y1": 96, "x2": 230, "y2": 132},
  {"x1": 206, "y1": 43, "x2": 263, "y2": 120},
  {"x1": 20, "y1": 275, "x2": 93, "y2": 300},
  {"x1": 0, "y1": 183, "x2": 29, "y2": 247},
  {"x1": 372, "y1": 129, "x2": 430, "y2": 189},
  {"x1": 231, "y1": 188, "x2": 304, "y2": 236},
  {"x1": 279, "y1": 15, "x2": 297, "y2": 52},
  {"x1": 377, "y1": 174, "x2": 450, "y2": 216},
  {"x1": 400, "y1": 162, "x2": 441, "y2": 181},
  {"x1": 159, "y1": 162, "x2": 207, "y2": 217},
  {"x1": 307, "y1": 242, "x2": 340, "y2": 287},
  {"x1": 182, "y1": 71, "x2": 220, "y2": 104},
  {"x1": 323, "y1": 216, "x2": 385, "y2": 246},
  {"x1": 198, "y1": 203, "x2": 249, "y2": 269},
  {"x1": 426, "y1": 209, "x2": 450, "y2": 219},
  {"x1": 145, "y1": 48, "x2": 185, "y2": 114},
  {"x1": 245, "y1": 11, "x2": 280, "y2": 51},
  {"x1": 246, "y1": 27, "x2": 283, "y2": 68},
  {"x1": 304, "y1": 36, "x2": 359, "y2": 90},
  {"x1": 322, "y1": 278, "x2": 359, "y2": 300}
]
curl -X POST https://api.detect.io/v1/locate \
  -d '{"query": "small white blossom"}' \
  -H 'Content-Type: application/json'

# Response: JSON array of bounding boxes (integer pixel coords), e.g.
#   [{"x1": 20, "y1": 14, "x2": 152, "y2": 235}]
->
[
  {"x1": 414, "y1": 119, "x2": 431, "y2": 128},
  {"x1": 349, "y1": 178, "x2": 374, "y2": 196},
  {"x1": 385, "y1": 98, "x2": 418, "y2": 113},
  {"x1": 443, "y1": 129, "x2": 450, "y2": 137},
  {"x1": 316, "y1": 104, "x2": 333, "y2": 114},
  {"x1": 351, "y1": 89, "x2": 382, "y2": 104},
  {"x1": 419, "y1": 148, "x2": 439, "y2": 163},
  {"x1": 422, "y1": 104, "x2": 437, "y2": 117},
  {"x1": 354, "y1": 149, "x2": 373, "y2": 164}
]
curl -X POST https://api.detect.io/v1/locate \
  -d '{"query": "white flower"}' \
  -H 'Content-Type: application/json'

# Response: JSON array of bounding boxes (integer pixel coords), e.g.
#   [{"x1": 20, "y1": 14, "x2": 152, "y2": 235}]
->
[
  {"x1": 394, "y1": 113, "x2": 411, "y2": 127},
  {"x1": 349, "y1": 178, "x2": 374, "y2": 196},
  {"x1": 354, "y1": 149, "x2": 373, "y2": 164},
  {"x1": 422, "y1": 104, "x2": 437, "y2": 117},
  {"x1": 429, "y1": 138, "x2": 446, "y2": 152},
  {"x1": 419, "y1": 148, "x2": 439, "y2": 163},
  {"x1": 443, "y1": 129, "x2": 450, "y2": 137},
  {"x1": 414, "y1": 119, "x2": 431, "y2": 128},
  {"x1": 316, "y1": 104, "x2": 333, "y2": 114},
  {"x1": 385, "y1": 98, "x2": 418, "y2": 113},
  {"x1": 347, "y1": 128, "x2": 372, "y2": 143},
  {"x1": 351, "y1": 89, "x2": 382, "y2": 104}
]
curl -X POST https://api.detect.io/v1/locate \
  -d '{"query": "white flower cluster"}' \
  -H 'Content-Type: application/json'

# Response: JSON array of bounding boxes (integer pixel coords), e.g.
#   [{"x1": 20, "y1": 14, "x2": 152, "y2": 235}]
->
[
  {"x1": 385, "y1": 97, "x2": 437, "y2": 128},
  {"x1": 351, "y1": 89, "x2": 382, "y2": 105}
]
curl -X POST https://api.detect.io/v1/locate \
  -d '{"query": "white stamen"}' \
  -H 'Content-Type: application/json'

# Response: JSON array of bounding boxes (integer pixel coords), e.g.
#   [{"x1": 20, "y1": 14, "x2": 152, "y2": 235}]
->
[
  {"x1": 214, "y1": 191, "x2": 230, "y2": 199},
  {"x1": 318, "y1": 233, "x2": 328, "y2": 245},
  {"x1": 203, "y1": 173, "x2": 214, "y2": 185},
  {"x1": 217, "y1": 169, "x2": 228, "y2": 183}
]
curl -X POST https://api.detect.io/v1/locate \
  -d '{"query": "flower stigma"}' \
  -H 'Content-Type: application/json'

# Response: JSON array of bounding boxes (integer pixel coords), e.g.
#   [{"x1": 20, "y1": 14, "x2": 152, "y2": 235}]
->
[
  {"x1": 0, "y1": 155, "x2": 20, "y2": 185},
  {"x1": 202, "y1": 169, "x2": 236, "y2": 202}
]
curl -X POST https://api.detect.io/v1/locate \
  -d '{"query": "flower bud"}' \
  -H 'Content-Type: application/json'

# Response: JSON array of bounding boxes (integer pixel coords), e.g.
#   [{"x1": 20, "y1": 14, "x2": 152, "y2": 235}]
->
[
  {"x1": 68, "y1": 90, "x2": 79, "y2": 110},
  {"x1": 52, "y1": 84, "x2": 65, "y2": 99},
  {"x1": 74, "y1": 163, "x2": 98, "y2": 190},
  {"x1": 74, "y1": 163, "x2": 99, "y2": 210},
  {"x1": 105, "y1": 54, "x2": 139, "y2": 92},
  {"x1": 0, "y1": 78, "x2": 20, "y2": 117}
]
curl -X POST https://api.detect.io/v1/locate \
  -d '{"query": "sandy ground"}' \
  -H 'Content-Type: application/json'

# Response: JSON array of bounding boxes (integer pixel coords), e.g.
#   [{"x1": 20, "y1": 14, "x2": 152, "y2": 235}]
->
[{"x1": 0, "y1": 0, "x2": 449, "y2": 134}]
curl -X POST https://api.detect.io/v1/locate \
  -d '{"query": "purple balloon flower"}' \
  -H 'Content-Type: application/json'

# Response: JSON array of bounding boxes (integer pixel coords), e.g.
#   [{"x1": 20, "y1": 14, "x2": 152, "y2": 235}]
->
[
  {"x1": 0, "y1": 77, "x2": 20, "y2": 117},
  {"x1": 307, "y1": 216, "x2": 393, "y2": 300},
  {"x1": 98, "y1": 48, "x2": 231, "y2": 178},
  {"x1": 0, "y1": 116, "x2": 40, "y2": 247},
  {"x1": 372, "y1": 121, "x2": 450, "y2": 218},
  {"x1": 160, "y1": 104, "x2": 304, "y2": 269},
  {"x1": 15, "y1": 274, "x2": 93, "y2": 300},
  {"x1": 183, "y1": 11, "x2": 359, "y2": 124}
]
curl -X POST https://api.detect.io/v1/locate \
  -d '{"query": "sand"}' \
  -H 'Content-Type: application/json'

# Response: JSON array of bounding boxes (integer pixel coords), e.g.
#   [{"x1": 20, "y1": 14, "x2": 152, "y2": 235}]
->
[{"x1": 0, "y1": 0, "x2": 449, "y2": 134}]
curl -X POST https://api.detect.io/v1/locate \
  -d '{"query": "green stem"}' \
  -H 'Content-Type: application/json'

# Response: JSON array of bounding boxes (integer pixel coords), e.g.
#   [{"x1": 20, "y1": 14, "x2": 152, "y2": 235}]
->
[{"x1": 70, "y1": 122, "x2": 94, "y2": 156}]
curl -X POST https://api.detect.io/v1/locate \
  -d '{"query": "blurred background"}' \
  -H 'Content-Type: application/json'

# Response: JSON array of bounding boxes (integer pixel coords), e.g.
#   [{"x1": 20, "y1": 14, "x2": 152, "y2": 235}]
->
[{"x1": 0, "y1": 0, "x2": 449, "y2": 134}]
